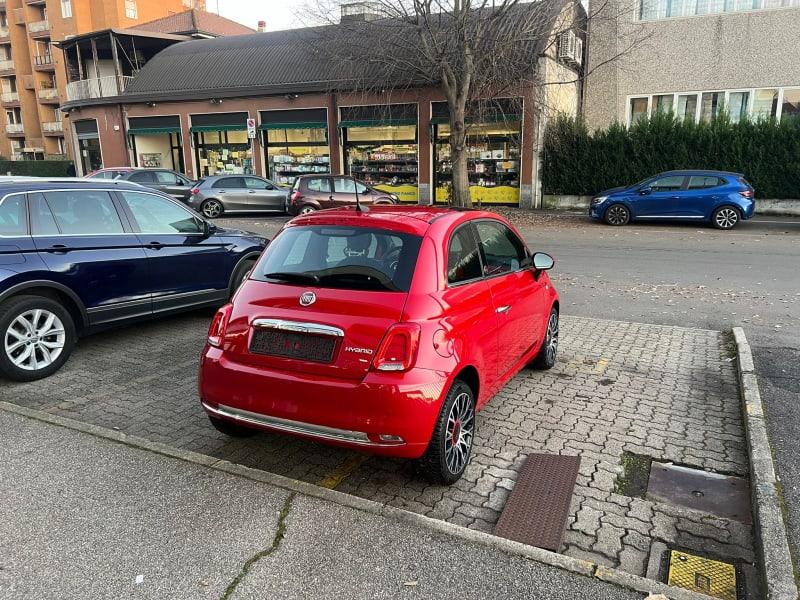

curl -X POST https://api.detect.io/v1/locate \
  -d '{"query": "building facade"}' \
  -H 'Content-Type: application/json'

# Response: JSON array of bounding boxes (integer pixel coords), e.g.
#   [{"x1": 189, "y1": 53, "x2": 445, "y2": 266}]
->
[
  {"x1": 60, "y1": 2, "x2": 585, "y2": 207},
  {"x1": 583, "y1": 0, "x2": 800, "y2": 129},
  {"x1": 0, "y1": 0, "x2": 206, "y2": 162}
]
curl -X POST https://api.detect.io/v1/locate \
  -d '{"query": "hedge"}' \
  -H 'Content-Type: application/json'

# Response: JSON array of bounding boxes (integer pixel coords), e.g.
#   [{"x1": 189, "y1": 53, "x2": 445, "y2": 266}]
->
[
  {"x1": 541, "y1": 112, "x2": 800, "y2": 199},
  {"x1": 0, "y1": 160, "x2": 76, "y2": 178}
]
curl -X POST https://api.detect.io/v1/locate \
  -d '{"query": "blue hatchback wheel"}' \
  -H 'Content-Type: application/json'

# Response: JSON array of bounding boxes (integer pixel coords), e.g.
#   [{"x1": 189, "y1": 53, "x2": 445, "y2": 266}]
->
[
  {"x1": 604, "y1": 203, "x2": 630, "y2": 226},
  {"x1": 712, "y1": 206, "x2": 740, "y2": 230}
]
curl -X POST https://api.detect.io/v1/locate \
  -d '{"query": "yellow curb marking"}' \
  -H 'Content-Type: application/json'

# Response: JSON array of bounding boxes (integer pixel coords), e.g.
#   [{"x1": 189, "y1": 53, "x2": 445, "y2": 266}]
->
[{"x1": 317, "y1": 453, "x2": 368, "y2": 489}]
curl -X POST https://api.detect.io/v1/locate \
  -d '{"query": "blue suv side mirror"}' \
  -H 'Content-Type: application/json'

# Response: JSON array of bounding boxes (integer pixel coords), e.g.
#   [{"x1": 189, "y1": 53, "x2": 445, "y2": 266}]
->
[{"x1": 639, "y1": 186, "x2": 652, "y2": 195}]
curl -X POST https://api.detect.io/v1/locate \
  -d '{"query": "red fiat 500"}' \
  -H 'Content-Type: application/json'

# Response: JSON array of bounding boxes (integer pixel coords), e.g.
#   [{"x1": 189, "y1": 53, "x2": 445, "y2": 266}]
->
[{"x1": 199, "y1": 206, "x2": 559, "y2": 483}]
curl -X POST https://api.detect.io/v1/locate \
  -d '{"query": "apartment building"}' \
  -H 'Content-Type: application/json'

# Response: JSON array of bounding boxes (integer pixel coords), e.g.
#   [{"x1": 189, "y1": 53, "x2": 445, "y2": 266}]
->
[
  {"x1": 583, "y1": 0, "x2": 800, "y2": 129},
  {"x1": 0, "y1": 0, "x2": 206, "y2": 162}
]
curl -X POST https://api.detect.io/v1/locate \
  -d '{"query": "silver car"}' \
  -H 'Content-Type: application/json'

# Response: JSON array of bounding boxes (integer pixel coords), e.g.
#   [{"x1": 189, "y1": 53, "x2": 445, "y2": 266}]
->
[{"x1": 188, "y1": 175, "x2": 288, "y2": 218}]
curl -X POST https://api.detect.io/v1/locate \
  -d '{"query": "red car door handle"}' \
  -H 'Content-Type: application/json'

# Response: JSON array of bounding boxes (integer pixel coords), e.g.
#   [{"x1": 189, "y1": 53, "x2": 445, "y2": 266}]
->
[{"x1": 496, "y1": 305, "x2": 512, "y2": 314}]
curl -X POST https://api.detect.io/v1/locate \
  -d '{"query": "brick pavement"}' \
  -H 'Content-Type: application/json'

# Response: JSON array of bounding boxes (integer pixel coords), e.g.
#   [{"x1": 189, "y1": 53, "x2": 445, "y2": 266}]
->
[{"x1": 0, "y1": 313, "x2": 754, "y2": 579}]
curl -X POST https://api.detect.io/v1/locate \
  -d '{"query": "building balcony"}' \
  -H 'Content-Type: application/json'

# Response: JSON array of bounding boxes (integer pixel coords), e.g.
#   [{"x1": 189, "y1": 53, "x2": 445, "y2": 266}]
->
[
  {"x1": 1, "y1": 90, "x2": 19, "y2": 105},
  {"x1": 24, "y1": 137, "x2": 43, "y2": 152},
  {"x1": 42, "y1": 120, "x2": 63, "y2": 135},
  {"x1": 10, "y1": 152, "x2": 24, "y2": 161},
  {"x1": 28, "y1": 19, "x2": 49, "y2": 38},
  {"x1": 5, "y1": 122, "x2": 23, "y2": 136},
  {"x1": 66, "y1": 75, "x2": 133, "y2": 102},
  {"x1": 0, "y1": 0, "x2": 6, "y2": 9},
  {"x1": 37, "y1": 86, "x2": 58, "y2": 103},
  {"x1": 24, "y1": 0, "x2": 46, "y2": 5},
  {"x1": 33, "y1": 54, "x2": 53, "y2": 70},
  {"x1": 0, "y1": 58, "x2": 13, "y2": 75},
  {"x1": 0, "y1": 26, "x2": 9, "y2": 42}
]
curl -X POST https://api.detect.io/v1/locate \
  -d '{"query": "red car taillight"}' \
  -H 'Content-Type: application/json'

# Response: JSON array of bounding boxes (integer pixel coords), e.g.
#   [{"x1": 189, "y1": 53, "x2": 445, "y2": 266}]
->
[
  {"x1": 739, "y1": 190, "x2": 753, "y2": 198},
  {"x1": 207, "y1": 303, "x2": 232, "y2": 348},
  {"x1": 372, "y1": 323, "x2": 421, "y2": 372},
  {"x1": 291, "y1": 191, "x2": 301, "y2": 204},
  {"x1": 191, "y1": 187, "x2": 200, "y2": 195}
]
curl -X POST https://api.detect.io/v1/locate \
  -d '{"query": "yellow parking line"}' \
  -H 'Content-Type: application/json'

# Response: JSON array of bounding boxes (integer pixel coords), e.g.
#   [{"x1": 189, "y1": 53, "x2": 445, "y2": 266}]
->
[
  {"x1": 593, "y1": 358, "x2": 609, "y2": 375},
  {"x1": 317, "y1": 453, "x2": 368, "y2": 489}
]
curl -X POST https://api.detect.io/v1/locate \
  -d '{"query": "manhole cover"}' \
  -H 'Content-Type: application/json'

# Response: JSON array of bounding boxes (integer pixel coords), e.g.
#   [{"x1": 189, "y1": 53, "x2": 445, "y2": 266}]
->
[
  {"x1": 646, "y1": 462, "x2": 751, "y2": 523},
  {"x1": 667, "y1": 550, "x2": 737, "y2": 600}
]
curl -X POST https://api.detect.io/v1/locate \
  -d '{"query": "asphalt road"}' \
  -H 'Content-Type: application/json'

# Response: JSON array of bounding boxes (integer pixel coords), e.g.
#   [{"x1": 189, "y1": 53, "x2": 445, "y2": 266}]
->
[
  {"x1": 219, "y1": 211, "x2": 800, "y2": 567},
  {"x1": 0, "y1": 410, "x2": 644, "y2": 600}
]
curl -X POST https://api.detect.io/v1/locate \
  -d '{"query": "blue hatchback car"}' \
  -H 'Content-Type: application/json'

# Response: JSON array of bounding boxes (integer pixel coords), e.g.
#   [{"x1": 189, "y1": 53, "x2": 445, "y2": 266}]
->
[
  {"x1": 0, "y1": 179, "x2": 268, "y2": 381},
  {"x1": 589, "y1": 170, "x2": 755, "y2": 230}
]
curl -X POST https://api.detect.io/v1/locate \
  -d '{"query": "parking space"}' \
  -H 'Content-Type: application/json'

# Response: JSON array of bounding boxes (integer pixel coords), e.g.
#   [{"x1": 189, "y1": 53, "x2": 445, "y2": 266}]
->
[{"x1": 1, "y1": 310, "x2": 755, "y2": 581}]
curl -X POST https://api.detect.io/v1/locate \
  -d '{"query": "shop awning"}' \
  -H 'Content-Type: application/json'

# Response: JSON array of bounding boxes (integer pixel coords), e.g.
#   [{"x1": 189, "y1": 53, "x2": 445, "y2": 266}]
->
[
  {"x1": 429, "y1": 115, "x2": 521, "y2": 126},
  {"x1": 338, "y1": 119, "x2": 417, "y2": 128},
  {"x1": 259, "y1": 121, "x2": 327, "y2": 130},
  {"x1": 128, "y1": 127, "x2": 181, "y2": 135},
  {"x1": 190, "y1": 124, "x2": 247, "y2": 132}
]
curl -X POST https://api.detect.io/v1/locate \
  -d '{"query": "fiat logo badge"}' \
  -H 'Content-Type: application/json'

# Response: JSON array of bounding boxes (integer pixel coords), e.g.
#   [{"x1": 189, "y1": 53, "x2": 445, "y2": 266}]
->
[{"x1": 299, "y1": 291, "x2": 316, "y2": 307}]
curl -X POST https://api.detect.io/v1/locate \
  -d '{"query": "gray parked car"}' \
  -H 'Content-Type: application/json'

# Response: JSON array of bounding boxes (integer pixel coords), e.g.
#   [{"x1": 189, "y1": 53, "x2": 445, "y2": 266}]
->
[
  {"x1": 114, "y1": 169, "x2": 195, "y2": 203},
  {"x1": 188, "y1": 175, "x2": 288, "y2": 218}
]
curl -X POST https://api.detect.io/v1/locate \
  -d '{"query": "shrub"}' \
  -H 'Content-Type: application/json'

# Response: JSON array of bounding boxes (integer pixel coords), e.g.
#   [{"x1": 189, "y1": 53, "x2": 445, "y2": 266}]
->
[
  {"x1": 542, "y1": 112, "x2": 800, "y2": 199},
  {"x1": 0, "y1": 160, "x2": 76, "y2": 178}
]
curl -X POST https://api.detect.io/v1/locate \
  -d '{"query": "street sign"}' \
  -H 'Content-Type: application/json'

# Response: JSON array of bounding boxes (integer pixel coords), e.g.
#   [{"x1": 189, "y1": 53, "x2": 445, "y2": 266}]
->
[{"x1": 247, "y1": 118, "x2": 256, "y2": 139}]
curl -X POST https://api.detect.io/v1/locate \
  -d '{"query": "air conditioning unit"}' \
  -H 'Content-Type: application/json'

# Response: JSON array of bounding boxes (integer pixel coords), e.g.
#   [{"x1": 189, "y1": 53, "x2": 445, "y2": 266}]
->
[{"x1": 557, "y1": 30, "x2": 582, "y2": 68}]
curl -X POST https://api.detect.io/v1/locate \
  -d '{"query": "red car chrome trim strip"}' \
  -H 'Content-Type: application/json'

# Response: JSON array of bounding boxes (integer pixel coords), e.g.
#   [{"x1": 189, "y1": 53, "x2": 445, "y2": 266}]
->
[
  {"x1": 251, "y1": 318, "x2": 344, "y2": 338},
  {"x1": 202, "y1": 401, "x2": 404, "y2": 446}
]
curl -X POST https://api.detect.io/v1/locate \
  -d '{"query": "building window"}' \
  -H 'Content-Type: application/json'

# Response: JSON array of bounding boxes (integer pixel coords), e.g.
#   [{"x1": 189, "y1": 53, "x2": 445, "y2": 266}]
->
[
  {"x1": 728, "y1": 91, "x2": 750, "y2": 122},
  {"x1": 676, "y1": 94, "x2": 698, "y2": 120},
  {"x1": 652, "y1": 94, "x2": 674, "y2": 114},
  {"x1": 639, "y1": 0, "x2": 799, "y2": 19},
  {"x1": 700, "y1": 91, "x2": 724, "y2": 121},
  {"x1": 61, "y1": 0, "x2": 72, "y2": 18},
  {"x1": 629, "y1": 97, "x2": 649, "y2": 123},
  {"x1": 125, "y1": 0, "x2": 137, "y2": 19},
  {"x1": 752, "y1": 89, "x2": 778, "y2": 119},
  {"x1": 780, "y1": 88, "x2": 800, "y2": 121}
]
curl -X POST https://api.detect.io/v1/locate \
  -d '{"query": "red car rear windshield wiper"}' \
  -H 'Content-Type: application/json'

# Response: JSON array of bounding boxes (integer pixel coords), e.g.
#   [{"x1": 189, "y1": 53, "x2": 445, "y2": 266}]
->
[{"x1": 264, "y1": 271, "x2": 320, "y2": 284}]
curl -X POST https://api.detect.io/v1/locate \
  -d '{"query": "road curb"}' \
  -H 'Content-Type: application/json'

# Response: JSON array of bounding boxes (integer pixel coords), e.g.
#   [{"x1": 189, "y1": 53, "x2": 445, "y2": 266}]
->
[
  {"x1": 1, "y1": 400, "x2": 714, "y2": 600},
  {"x1": 732, "y1": 327, "x2": 799, "y2": 600}
]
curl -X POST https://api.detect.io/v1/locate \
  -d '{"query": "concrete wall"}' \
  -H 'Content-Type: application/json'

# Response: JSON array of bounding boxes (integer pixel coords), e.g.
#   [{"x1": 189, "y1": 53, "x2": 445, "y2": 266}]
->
[
  {"x1": 543, "y1": 194, "x2": 800, "y2": 216},
  {"x1": 583, "y1": 3, "x2": 800, "y2": 130}
]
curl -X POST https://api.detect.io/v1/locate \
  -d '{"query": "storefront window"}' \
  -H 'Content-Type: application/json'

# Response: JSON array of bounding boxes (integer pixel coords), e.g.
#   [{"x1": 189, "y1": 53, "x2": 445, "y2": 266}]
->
[
  {"x1": 264, "y1": 127, "x2": 329, "y2": 187},
  {"x1": 194, "y1": 130, "x2": 253, "y2": 177},
  {"x1": 434, "y1": 121, "x2": 521, "y2": 205},
  {"x1": 342, "y1": 124, "x2": 418, "y2": 202}
]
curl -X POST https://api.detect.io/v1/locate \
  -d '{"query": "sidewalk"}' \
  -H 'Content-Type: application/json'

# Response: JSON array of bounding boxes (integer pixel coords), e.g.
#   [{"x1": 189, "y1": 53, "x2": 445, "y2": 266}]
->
[{"x1": 0, "y1": 409, "x2": 646, "y2": 600}]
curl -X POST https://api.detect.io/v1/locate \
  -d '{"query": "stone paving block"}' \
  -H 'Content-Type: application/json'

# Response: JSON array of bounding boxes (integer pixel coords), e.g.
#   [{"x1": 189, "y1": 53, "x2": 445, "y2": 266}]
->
[{"x1": 2, "y1": 314, "x2": 754, "y2": 581}]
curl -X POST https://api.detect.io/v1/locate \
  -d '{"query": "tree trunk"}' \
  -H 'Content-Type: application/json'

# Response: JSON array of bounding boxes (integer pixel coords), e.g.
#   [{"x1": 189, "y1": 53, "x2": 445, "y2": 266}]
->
[{"x1": 449, "y1": 108, "x2": 471, "y2": 208}]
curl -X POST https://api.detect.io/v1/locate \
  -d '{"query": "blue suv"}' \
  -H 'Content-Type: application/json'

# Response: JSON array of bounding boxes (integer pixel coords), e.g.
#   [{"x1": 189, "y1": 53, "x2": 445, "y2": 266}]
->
[
  {"x1": 0, "y1": 179, "x2": 267, "y2": 381},
  {"x1": 589, "y1": 170, "x2": 755, "y2": 230}
]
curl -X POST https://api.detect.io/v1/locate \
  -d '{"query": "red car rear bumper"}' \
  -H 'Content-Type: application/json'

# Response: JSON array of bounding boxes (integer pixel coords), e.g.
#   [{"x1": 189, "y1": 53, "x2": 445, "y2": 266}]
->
[{"x1": 199, "y1": 346, "x2": 449, "y2": 458}]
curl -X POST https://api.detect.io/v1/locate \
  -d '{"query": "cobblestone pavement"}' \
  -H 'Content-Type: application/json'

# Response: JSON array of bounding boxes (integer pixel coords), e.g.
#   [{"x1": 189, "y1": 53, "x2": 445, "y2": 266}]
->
[{"x1": 0, "y1": 313, "x2": 755, "y2": 581}]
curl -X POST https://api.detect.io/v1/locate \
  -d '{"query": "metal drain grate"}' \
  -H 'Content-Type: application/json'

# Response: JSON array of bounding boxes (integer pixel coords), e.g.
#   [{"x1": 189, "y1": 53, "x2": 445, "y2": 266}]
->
[{"x1": 667, "y1": 550, "x2": 737, "y2": 600}]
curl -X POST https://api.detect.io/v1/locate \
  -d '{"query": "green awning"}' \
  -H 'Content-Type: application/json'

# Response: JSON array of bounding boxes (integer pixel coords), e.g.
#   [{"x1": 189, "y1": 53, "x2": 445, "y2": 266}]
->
[
  {"x1": 259, "y1": 121, "x2": 327, "y2": 130},
  {"x1": 190, "y1": 124, "x2": 247, "y2": 133},
  {"x1": 128, "y1": 127, "x2": 181, "y2": 135},
  {"x1": 338, "y1": 119, "x2": 417, "y2": 128},
  {"x1": 430, "y1": 115, "x2": 521, "y2": 126}
]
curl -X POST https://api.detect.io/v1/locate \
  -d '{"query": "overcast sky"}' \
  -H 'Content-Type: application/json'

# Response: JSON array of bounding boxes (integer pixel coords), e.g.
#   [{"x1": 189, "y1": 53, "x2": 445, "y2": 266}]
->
[{"x1": 213, "y1": 0, "x2": 312, "y2": 31}]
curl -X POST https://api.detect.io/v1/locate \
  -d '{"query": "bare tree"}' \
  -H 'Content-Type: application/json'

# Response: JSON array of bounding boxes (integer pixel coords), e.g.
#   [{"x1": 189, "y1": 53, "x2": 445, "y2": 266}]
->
[{"x1": 302, "y1": 0, "x2": 645, "y2": 207}]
